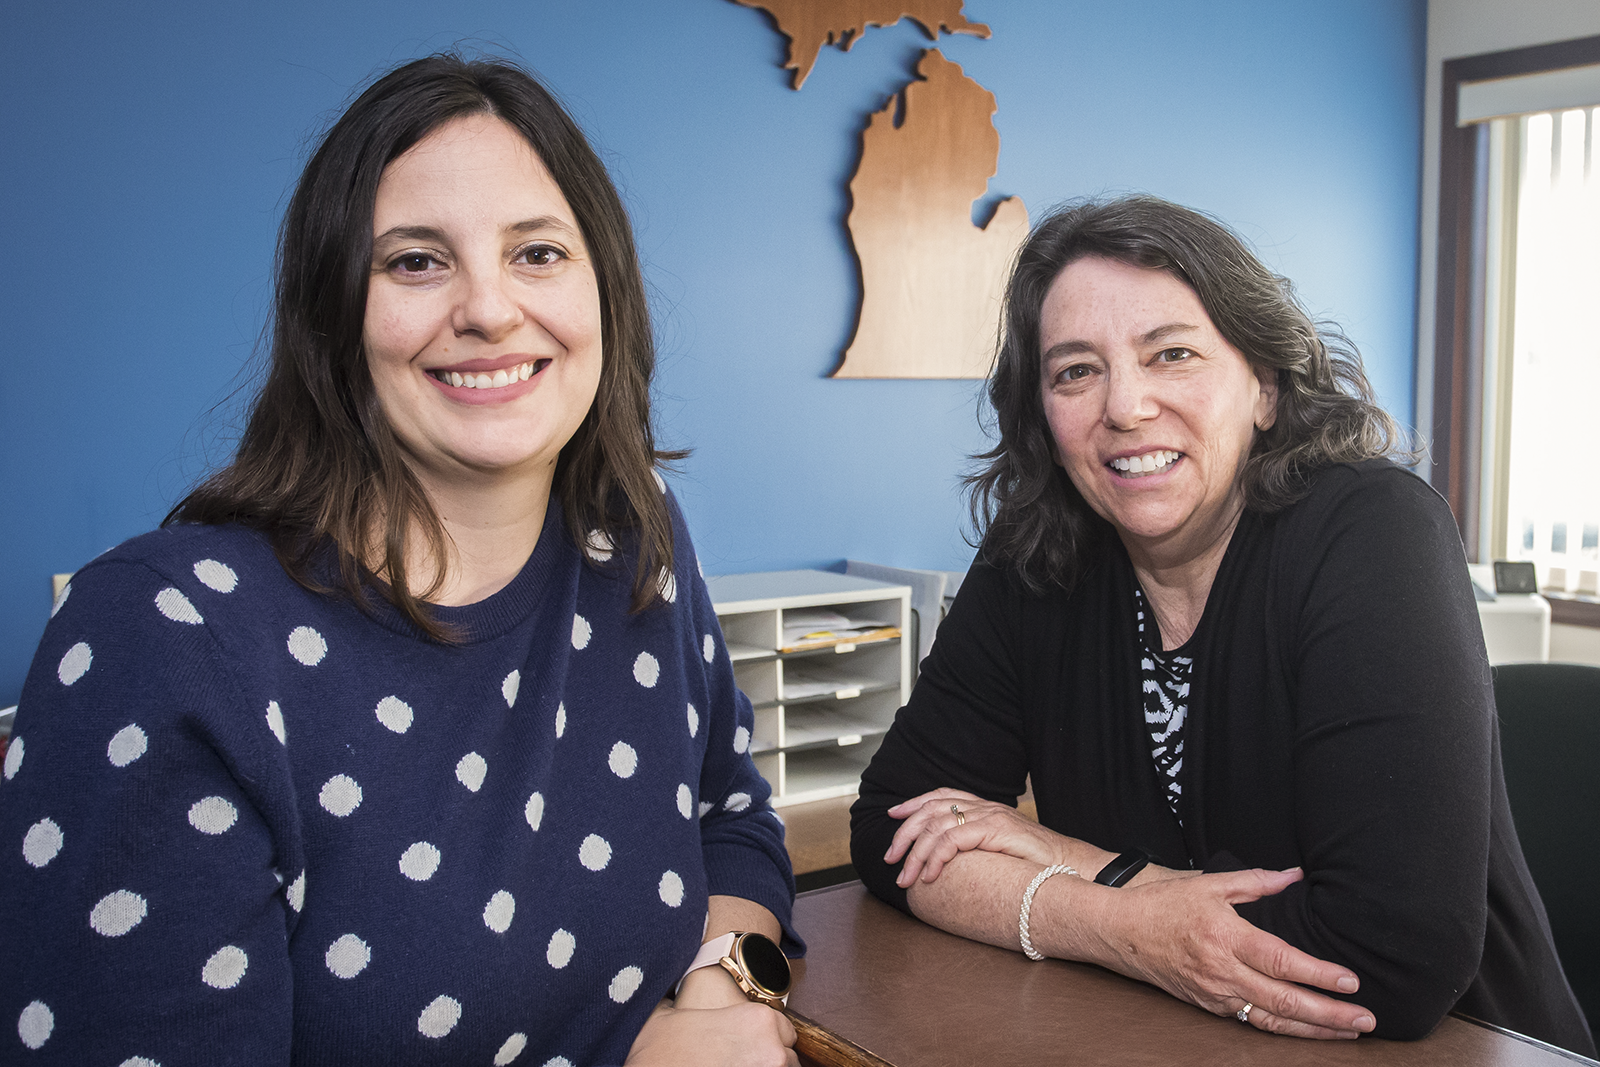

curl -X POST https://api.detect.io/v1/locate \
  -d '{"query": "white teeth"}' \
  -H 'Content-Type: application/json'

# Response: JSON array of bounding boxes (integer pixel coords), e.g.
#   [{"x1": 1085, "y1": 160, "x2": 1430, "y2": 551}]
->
[
  {"x1": 1110, "y1": 450, "x2": 1181, "y2": 477},
  {"x1": 432, "y1": 361, "x2": 540, "y2": 390}
]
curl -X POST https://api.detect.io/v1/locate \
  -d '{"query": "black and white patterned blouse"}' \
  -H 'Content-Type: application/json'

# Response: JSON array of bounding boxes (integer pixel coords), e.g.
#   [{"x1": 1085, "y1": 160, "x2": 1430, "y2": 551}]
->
[{"x1": 1134, "y1": 587, "x2": 1193, "y2": 821}]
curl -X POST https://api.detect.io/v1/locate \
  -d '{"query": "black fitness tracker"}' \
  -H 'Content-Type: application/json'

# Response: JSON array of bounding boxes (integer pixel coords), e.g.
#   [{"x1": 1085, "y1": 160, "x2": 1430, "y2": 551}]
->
[{"x1": 1094, "y1": 848, "x2": 1151, "y2": 888}]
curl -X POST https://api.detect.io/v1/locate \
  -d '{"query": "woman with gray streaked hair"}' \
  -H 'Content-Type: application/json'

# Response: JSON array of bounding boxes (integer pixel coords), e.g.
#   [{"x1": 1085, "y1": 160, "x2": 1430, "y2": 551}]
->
[{"x1": 850, "y1": 196, "x2": 1594, "y2": 1055}]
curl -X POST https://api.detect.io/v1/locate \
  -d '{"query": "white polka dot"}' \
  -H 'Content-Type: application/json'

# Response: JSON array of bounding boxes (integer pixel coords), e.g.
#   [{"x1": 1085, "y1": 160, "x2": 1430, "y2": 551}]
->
[
  {"x1": 287, "y1": 626, "x2": 327, "y2": 666},
  {"x1": 108, "y1": 723, "x2": 147, "y2": 766},
  {"x1": 417, "y1": 994, "x2": 462, "y2": 1038},
  {"x1": 542, "y1": 1059, "x2": 573, "y2": 1067},
  {"x1": 571, "y1": 614, "x2": 591, "y2": 650},
  {"x1": 456, "y1": 752, "x2": 487, "y2": 792},
  {"x1": 555, "y1": 703, "x2": 566, "y2": 738},
  {"x1": 733, "y1": 726, "x2": 751, "y2": 754},
  {"x1": 58, "y1": 642, "x2": 92, "y2": 685},
  {"x1": 524, "y1": 792, "x2": 544, "y2": 831},
  {"x1": 502, "y1": 669, "x2": 520, "y2": 707},
  {"x1": 546, "y1": 928, "x2": 576, "y2": 969},
  {"x1": 202, "y1": 945, "x2": 249, "y2": 989},
  {"x1": 50, "y1": 582, "x2": 70, "y2": 618},
  {"x1": 658, "y1": 870, "x2": 684, "y2": 907},
  {"x1": 188, "y1": 796, "x2": 238, "y2": 835},
  {"x1": 155, "y1": 587, "x2": 203, "y2": 625},
  {"x1": 119, "y1": 1058, "x2": 160, "y2": 1067},
  {"x1": 609, "y1": 965, "x2": 644, "y2": 1003},
  {"x1": 698, "y1": 801, "x2": 714, "y2": 819},
  {"x1": 286, "y1": 871, "x2": 305, "y2": 912},
  {"x1": 608, "y1": 741, "x2": 637, "y2": 778},
  {"x1": 23, "y1": 818, "x2": 63, "y2": 868},
  {"x1": 319, "y1": 774, "x2": 362, "y2": 817},
  {"x1": 584, "y1": 530, "x2": 613, "y2": 563},
  {"x1": 676, "y1": 784, "x2": 693, "y2": 819},
  {"x1": 686, "y1": 702, "x2": 699, "y2": 738},
  {"x1": 17, "y1": 1001, "x2": 52, "y2": 1050},
  {"x1": 325, "y1": 933, "x2": 370, "y2": 979},
  {"x1": 652, "y1": 468, "x2": 667, "y2": 493},
  {"x1": 633, "y1": 652, "x2": 659, "y2": 688},
  {"x1": 483, "y1": 890, "x2": 515, "y2": 933},
  {"x1": 702, "y1": 634, "x2": 715, "y2": 663},
  {"x1": 265, "y1": 701, "x2": 286, "y2": 744},
  {"x1": 495, "y1": 1033, "x2": 528, "y2": 1065},
  {"x1": 724, "y1": 792, "x2": 752, "y2": 813},
  {"x1": 578, "y1": 834, "x2": 612, "y2": 871},
  {"x1": 375, "y1": 696, "x2": 413, "y2": 734},
  {"x1": 90, "y1": 889, "x2": 148, "y2": 937},
  {"x1": 3, "y1": 736, "x2": 21, "y2": 779},
  {"x1": 194, "y1": 559, "x2": 238, "y2": 592},
  {"x1": 658, "y1": 569, "x2": 677, "y2": 603},
  {"x1": 399, "y1": 841, "x2": 441, "y2": 881}
]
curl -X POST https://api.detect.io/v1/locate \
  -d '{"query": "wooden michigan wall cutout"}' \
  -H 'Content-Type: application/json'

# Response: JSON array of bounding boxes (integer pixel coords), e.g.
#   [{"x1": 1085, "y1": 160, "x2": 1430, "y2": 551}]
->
[
  {"x1": 836, "y1": 49, "x2": 1027, "y2": 378},
  {"x1": 732, "y1": 0, "x2": 989, "y2": 90}
]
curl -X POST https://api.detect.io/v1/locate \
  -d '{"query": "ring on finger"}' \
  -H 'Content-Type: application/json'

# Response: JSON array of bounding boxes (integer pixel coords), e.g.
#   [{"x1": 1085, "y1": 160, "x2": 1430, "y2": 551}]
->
[
  {"x1": 1236, "y1": 1002, "x2": 1253, "y2": 1024},
  {"x1": 950, "y1": 803, "x2": 965, "y2": 826}
]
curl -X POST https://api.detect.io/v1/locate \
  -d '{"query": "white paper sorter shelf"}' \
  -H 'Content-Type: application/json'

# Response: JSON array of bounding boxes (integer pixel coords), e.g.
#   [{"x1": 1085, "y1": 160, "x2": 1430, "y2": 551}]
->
[{"x1": 707, "y1": 570, "x2": 912, "y2": 807}]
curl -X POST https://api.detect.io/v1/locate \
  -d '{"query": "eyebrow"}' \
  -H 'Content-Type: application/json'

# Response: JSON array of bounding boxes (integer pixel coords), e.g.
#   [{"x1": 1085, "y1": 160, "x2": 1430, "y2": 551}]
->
[
  {"x1": 372, "y1": 216, "x2": 580, "y2": 247},
  {"x1": 1041, "y1": 321, "x2": 1201, "y2": 362}
]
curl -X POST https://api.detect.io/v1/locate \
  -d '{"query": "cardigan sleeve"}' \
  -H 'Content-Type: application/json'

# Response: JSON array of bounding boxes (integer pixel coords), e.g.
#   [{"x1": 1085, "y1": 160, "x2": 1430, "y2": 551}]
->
[
  {"x1": 1232, "y1": 465, "x2": 1492, "y2": 1039},
  {"x1": 0, "y1": 556, "x2": 297, "y2": 1066},
  {"x1": 850, "y1": 558, "x2": 1032, "y2": 914}
]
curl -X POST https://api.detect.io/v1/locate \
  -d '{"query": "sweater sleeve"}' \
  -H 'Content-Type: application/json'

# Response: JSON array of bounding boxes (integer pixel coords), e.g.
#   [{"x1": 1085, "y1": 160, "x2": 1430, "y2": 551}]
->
[
  {"x1": 850, "y1": 558, "x2": 1032, "y2": 914},
  {"x1": 676, "y1": 529, "x2": 802, "y2": 956},
  {"x1": 1232, "y1": 466, "x2": 1493, "y2": 1040},
  {"x1": 0, "y1": 556, "x2": 297, "y2": 1066}
]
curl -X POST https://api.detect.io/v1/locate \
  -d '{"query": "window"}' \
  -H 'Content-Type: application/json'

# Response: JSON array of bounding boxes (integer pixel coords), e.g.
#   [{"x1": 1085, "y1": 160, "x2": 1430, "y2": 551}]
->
[
  {"x1": 1432, "y1": 36, "x2": 1600, "y2": 624},
  {"x1": 1481, "y1": 107, "x2": 1600, "y2": 598}
]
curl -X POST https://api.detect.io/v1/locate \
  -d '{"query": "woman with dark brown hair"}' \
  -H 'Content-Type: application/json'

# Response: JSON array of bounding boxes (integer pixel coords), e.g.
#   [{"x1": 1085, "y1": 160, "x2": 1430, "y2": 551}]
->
[
  {"x1": 850, "y1": 196, "x2": 1594, "y2": 1055},
  {"x1": 0, "y1": 54, "x2": 799, "y2": 1067}
]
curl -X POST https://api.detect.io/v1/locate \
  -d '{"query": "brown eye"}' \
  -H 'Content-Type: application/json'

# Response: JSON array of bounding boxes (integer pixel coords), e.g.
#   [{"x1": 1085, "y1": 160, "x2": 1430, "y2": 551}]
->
[
  {"x1": 520, "y1": 245, "x2": 564, "y2": 267},
  {"x1": 395, "y1": 253, "x2": 437, "y2": 273}
]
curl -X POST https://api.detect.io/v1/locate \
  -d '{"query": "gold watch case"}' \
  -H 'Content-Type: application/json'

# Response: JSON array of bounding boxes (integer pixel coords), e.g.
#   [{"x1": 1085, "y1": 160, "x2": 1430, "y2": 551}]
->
[{"x1": 716, "y1": 931, "x2": 792, "y2": 1007}]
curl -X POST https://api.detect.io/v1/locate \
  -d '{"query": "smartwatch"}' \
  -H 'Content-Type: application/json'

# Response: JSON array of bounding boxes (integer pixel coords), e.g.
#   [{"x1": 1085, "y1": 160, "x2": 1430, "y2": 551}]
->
[
  {"x1": 677, "y1": 931, "x2": 792, "y2": 1007},
  {"x1": 1094, "y1": 848, "x2": 1151, "y2": 888}
]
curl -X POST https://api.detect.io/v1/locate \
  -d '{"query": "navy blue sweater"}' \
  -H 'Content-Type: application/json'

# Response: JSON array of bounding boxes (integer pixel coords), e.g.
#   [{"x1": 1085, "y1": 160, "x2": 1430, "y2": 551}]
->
[{"x1": 1, "y1": 496, "x2": 798, "y2": 1066}]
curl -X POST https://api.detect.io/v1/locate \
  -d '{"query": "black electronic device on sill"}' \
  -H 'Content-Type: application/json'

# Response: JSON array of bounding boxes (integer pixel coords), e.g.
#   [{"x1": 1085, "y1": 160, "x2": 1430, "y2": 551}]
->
[{"x1": 1493, "y1": 561, "x2": 1539, "y2": 595}]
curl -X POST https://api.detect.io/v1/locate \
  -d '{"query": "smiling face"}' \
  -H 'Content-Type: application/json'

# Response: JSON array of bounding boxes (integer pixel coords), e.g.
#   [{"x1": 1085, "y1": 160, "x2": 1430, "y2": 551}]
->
[
  {"x1": 1038, "y1": 256, "x2": 1278, "y2": 562},
  {"x1": 363, "y1": 112, "x2": 602, "y2": 498}
]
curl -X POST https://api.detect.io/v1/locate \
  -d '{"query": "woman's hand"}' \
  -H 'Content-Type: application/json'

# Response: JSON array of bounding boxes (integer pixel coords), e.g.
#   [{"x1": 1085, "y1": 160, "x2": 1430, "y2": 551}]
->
[
  {"x1": 625, "y1": 998, "x2": 798, "y2": 1067},
  {"x1": 1083, "y1": 866, "x2": 1376, "y2": 1040},
  {"x1": 886, "y1": 788, "x2": 1091, "y2": 887}
]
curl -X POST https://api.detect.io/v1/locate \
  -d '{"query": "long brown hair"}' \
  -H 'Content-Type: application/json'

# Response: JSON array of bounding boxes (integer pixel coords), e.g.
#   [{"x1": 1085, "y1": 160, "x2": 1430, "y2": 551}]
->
[
  {"x1": 169, "y1": 53, "x2": 682, "y2": 637},
  {"x1": 969, "y1": 195, "x2": 1410, "y2": 593}
]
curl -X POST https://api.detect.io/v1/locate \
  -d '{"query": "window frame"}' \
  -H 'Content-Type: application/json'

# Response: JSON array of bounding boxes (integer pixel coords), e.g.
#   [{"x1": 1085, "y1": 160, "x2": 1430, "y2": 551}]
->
[{"x1": 1431, "y1": 33, "x2": 1600, "y2": 627}]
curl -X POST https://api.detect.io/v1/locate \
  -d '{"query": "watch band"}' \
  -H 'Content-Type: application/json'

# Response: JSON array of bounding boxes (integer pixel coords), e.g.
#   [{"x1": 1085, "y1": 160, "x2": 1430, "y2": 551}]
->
[
  {"x1": 1094, "y1": 848, "x2": 1151, "y2": 888},
  {"x1": 675, "y1": 931, "x2": 791, "y2": 1006}
]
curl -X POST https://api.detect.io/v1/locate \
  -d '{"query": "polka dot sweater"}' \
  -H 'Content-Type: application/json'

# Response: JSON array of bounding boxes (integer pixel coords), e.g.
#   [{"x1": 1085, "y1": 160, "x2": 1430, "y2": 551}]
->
[{"x1": 0, "y1": 497, "x2": 799, "y2": 1067}]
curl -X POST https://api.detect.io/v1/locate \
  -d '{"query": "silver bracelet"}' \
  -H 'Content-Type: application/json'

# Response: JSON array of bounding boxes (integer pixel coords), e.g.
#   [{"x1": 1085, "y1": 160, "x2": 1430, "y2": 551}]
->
[{"x1": 1019, "y1": 863, "x2": 1077, "y2": 961}]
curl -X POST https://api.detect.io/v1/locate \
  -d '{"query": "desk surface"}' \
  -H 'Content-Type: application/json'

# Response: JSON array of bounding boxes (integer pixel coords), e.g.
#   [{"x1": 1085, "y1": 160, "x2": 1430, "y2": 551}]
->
[{"x1": 789, "y1": 882, "x2": 1594, "y2": 1067}]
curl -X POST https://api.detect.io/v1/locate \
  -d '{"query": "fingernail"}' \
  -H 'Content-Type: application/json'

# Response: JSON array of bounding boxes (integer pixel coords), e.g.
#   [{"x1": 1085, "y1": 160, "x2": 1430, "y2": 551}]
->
[
  {"x1": 1337, "y1": 976, "x2": 1359, "y2": 993},
  {"x1": 1354, "y1": 1015, "x2": 1375, "y2": 1031}
]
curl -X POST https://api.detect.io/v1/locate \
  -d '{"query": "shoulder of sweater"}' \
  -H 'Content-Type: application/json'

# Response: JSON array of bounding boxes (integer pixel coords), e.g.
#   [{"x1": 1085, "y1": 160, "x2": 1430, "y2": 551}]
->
[{"x1": 1275, "y1": 459, "x2": 1452, "y2": 533}]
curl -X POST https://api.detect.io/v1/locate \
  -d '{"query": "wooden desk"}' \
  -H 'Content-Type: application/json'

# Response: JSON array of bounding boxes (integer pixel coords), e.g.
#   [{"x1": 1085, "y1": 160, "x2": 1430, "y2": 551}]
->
[{"x1": 789, "y1": 882, "x2": 1595, "y2": 1067}]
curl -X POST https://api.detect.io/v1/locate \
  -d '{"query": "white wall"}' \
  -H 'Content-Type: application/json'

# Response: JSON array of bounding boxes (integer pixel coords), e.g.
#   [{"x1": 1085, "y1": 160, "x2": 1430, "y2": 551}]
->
[
  {"x1": 1415, "y1": 0, "x2": 1600, "y2": 451},
  {"x1": 1551, "y1": 622, "x2": 1600, "y2": 665}
]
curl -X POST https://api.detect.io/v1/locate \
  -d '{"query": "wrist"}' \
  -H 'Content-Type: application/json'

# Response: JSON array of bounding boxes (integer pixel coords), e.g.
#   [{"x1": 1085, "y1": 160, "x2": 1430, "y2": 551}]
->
[{"x1": 673, "y1": 965, "x2": 747, "y2": 1010}]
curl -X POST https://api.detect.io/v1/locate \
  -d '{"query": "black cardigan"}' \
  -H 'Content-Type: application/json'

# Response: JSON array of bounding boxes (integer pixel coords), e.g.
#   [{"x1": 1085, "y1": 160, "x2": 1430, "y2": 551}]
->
[{"x1": 851, "y1": 461, "x2": 1593, "y2": 1053}]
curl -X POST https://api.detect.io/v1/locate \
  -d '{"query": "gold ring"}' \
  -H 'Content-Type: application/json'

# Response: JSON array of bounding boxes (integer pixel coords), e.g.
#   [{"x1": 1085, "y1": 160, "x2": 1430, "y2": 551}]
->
[
  {"x1": 1236, "y1": 1002, "x2": 1253, "y2": 1024},
  {"x1": 951, "y1": 803, "x2": 965, "y2": 826}
]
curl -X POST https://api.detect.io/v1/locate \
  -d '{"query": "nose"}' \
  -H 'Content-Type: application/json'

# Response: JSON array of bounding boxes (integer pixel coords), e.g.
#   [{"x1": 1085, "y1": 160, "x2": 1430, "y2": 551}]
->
[
  {"x1": 1102, "y1": 363, "x2": 1159, "y2": 430},
  {"x1": 451, "y1": 263, "x2": 522, "y2": 342}
]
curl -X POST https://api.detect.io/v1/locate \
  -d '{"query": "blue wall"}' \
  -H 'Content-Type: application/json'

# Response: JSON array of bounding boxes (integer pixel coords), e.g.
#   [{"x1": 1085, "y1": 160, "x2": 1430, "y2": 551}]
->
[{"x1": 0, "y1": 0, "x2": 1426, "y2": 704}]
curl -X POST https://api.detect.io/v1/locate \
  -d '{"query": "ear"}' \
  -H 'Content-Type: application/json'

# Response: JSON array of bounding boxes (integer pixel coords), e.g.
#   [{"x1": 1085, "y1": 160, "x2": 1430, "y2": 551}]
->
[{"x1": 1253, "y1": 364, "x2": 1280, "y2": 432}]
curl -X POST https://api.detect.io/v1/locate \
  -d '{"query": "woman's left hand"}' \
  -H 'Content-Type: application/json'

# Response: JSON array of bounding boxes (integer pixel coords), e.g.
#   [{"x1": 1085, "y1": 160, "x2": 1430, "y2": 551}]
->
[{"x1": 886, "y1": 788, "x2": 1081, "y2": 888}]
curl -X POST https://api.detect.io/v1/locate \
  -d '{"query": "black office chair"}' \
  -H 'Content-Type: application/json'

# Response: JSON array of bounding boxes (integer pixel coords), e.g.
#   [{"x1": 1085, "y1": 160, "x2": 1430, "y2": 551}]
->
[{"x1": 1493, "y1": 662, "x2": 1600, "y2": 1034}]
